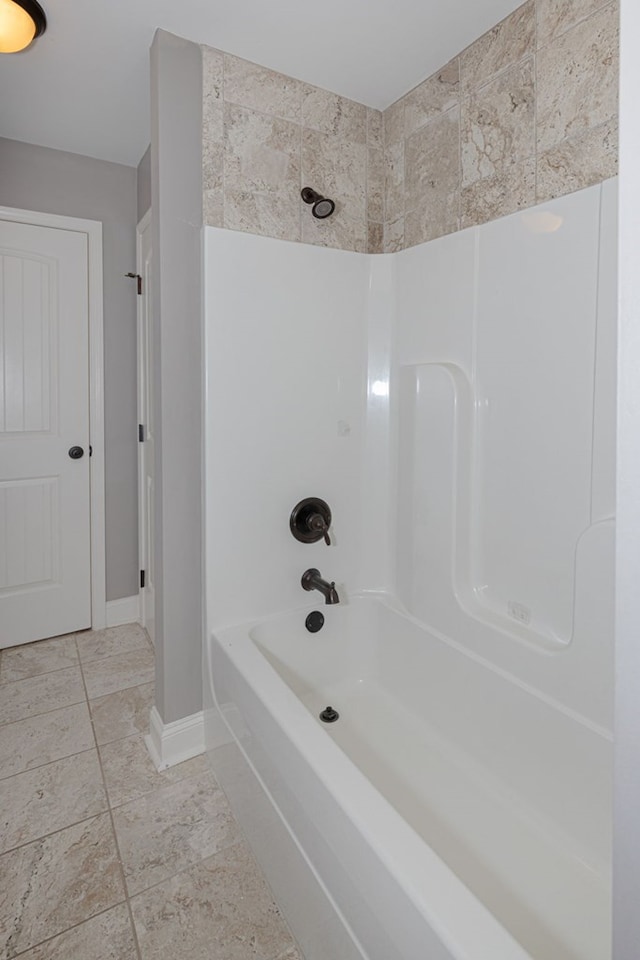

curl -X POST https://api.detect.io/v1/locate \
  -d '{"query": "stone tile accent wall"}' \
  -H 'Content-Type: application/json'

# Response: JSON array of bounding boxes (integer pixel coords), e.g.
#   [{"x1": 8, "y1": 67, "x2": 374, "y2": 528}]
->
[
  {"x1": 383, "y1": 0, "x2": 619, "y2": 252},
  {"x1": 202, "y1": 45, "x2": 383, "y2": 254},
  {"x1": 201, "y1": 0, "x2": 618, "y2": 255}
]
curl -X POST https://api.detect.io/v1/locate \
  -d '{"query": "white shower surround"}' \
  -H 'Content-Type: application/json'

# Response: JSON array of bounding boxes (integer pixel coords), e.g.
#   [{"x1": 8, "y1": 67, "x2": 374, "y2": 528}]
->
[{"x1": 203, "y1": 179, "x2": 616, "y2": 960}]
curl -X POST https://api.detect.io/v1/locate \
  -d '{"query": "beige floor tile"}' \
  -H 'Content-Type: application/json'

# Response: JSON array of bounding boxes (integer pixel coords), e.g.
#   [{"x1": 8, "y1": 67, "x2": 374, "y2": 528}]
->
[
  {"x1": 89, "y1": 682, "x2": 154, "y2": 745},
  {"x1": 130, "y1": 839, "x2": 296, "y2": 960},
  {"x1": 113, "y1": 771, "x2": 240, "y2": 896},
  {"x1": 76, "y1": 624, "x2": 151, "y2": 664},
  {"x1": 0, "y1": 814, "x2": 125, "y2": 957},
  {"x1": 0, "y1": 668, "x2": 85, "y2": 727},
  {"x1": 0, "y1": 750, "x2": 108, "y2": 853},
  {"x1": 0, "y1": 702, "x2": 94, "y2": 780},
  {"x1": 83, "y1": 648, "x2": 155, "y2": 700},
  {"x1": 1, "y1": 638, "x2": 302, "y2": 960},
  {"x1": 100, "y1": 733, "x2": 210, "y2": 808},
  {"x1": 13, "y1": 903, "x2": 138, "y2": 960},
  {"x1": 0, "y1": 636, "x2": 79, "y2": 683}
]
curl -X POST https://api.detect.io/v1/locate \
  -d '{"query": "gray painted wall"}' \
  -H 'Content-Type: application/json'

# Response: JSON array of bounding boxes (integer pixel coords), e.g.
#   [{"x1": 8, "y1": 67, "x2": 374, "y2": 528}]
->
[
  {"x1": 137, "y1": 146, "x2": 151, "y2": 222},
  {"x1": 615, "y1": 0, "x2": 640, "y2": 953},
  {"x1": 0, "y1": 137, "x2": 139, "y2": 602},
  {"x1": 151, "y1": 31, "x2": 204, "y2": 723}
]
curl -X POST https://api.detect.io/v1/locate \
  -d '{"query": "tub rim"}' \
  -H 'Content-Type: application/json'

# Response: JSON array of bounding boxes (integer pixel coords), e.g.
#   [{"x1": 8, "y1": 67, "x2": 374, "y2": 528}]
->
[{"x1": 209, "y1": 591, "x2": 536, "y2": 960}]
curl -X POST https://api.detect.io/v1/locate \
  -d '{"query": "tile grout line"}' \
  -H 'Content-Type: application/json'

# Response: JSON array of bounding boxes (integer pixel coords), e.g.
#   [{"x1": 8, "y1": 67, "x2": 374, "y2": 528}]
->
[
  {"x1": 0, "y1": 743, "x2": 97, "y2": 786},
  {"x1": 102, "y1": 754, "x2": 247, "y2": 897},
  {"x1": 0, "y1": 659, "x2": 82, "y2": 687},
  {"x1": 539, "y1": 116, "x2": 618, "y2": 154},
  {"x1": 0, "y1": 694, "x2": 87, "y2": 730},
  {"x1": 89, "y1": 737, "x2": 298, "y2": 944},
  {"x1": 75, "y1": 648, "x2": 239, "y2": 912},
  {"x1": 74, "y1": 636, "x2": 144, "y2": 960},
  {"x1": 221, "y1": 51, "x2": 226, "y2": 230},
  {"x1": 109, "y1": 828, "x2": 305, "y2": 960},
  {"x1": 298, "y1": 97, "x2": 303, "y2": 243},
  {"x1": 2, "y1": 637, "x2": 302, "y2": 956},
  {"x1": 70, "y1": 629, "x2": 243, "y2": 945},
  {"x1": 0, "y1": 624, "x2": 147, "y2": 685},
  {"x1": 0, "y1": 807, "x2": 110, "y2": 859},
  {"x1": 0, "y1": 633, "x2": 146, "y2": 957},
  {"x1": 0, "y1": 695, "x2": 89, "y2": 732},
  {"x1": 86, "y1": 675, "x2": 155, "y2": 704},
  {"x1": 0, "y1": 644, "x2": 151, "y2": 729},
  {"x1": 462, "y1": 47, "x2": 534, "y2": 100},
  {"x1": 458, "y1": 72, "x2": 463, "y2": 231},
  {"x1": 9, "y1": 902, "x2": 132, "y2": 959},
  {"x1": 120, "y1": 834, "x2": 249, "y2": 903},
  {"x1": 534, "y1": 0, "x2": 539, "y2": 201},
  {"x1": 102, "y1": 751, "x2": 211, "y2": 813},
  {"x1": 535, "y1": 0, "x2": 618, "y2": 54}
]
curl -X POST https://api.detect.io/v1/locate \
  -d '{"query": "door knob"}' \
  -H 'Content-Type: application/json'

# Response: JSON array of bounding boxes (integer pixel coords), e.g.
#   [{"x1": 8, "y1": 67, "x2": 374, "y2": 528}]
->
[{"x1": 68, "y1": 446, "x2": 85, "y2": 459}]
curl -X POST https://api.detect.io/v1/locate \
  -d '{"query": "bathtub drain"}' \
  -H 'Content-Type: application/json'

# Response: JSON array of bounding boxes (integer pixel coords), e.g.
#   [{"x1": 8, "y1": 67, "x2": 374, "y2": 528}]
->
[
  {"x1": 305, "y1": 611, "x2": 325, "y2": 633},
  {"x1": 319, "y1": 706, "x2": 339, "y2": 723}
]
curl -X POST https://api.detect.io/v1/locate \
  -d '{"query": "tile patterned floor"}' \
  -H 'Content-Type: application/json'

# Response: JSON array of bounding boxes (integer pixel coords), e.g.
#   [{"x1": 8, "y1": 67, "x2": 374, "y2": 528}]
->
[{"x1": 0, "y1": 624, "x2": 303, "y2": 960}]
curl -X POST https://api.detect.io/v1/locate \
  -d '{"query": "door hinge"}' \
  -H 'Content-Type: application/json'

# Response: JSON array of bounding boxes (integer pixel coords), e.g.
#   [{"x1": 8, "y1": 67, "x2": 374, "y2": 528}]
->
[
  {"x1": 140, "y1": 570, "x2": 146, "y2": 589},
  {"x1": 126, "y1": 272, "x2": 142, "y2": 295},
  {"x1": 138, "y1": 424, "x2": 144, "y2": 442}
]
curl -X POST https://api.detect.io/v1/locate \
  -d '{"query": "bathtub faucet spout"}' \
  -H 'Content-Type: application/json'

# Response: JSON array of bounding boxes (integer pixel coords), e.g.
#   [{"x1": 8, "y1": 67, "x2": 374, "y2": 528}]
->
[{"x1": 301, "y1": 568, "x2": 340, "y2": 605}]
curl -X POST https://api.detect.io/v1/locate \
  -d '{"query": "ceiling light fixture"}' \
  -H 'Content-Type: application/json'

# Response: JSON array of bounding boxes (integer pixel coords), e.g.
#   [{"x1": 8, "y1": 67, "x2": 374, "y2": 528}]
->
[{"x1": 0, "y1": 0, "x2": 46, "y2": 53}]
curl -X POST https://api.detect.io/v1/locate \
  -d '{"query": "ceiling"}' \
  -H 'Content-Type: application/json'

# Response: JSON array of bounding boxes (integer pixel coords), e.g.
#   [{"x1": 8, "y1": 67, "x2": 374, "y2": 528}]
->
[{"x1": 0, "y1": 0, "x2": 523, "y2": 168}]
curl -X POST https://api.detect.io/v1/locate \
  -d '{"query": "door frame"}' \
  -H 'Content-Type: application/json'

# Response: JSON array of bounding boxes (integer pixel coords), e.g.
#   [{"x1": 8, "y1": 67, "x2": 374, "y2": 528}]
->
[
  {"x1": 136, "y1": 208, "x2": 151, "y2": 631},
  {"x1": 0, "y1": 206, "x2": 106, "y2": 630}
]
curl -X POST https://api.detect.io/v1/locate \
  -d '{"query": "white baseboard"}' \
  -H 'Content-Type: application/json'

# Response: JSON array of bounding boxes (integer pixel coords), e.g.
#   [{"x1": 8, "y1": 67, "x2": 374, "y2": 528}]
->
[
  {"x1": 105, "y1": 595, "x2": 141, "y2": 628},
  {"x1": 145, "y1": 706, "x2": 205, "y2": 771}
]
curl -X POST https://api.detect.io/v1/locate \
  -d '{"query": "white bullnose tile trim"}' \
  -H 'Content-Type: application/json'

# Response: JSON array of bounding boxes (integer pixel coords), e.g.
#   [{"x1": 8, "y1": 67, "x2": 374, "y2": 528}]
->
[
  {"x1": 145, "y1": 706, "x2": 205, "y2": 771},
  {"x1": 105, "y1": 595, "x2": 141, "y2": 628}
]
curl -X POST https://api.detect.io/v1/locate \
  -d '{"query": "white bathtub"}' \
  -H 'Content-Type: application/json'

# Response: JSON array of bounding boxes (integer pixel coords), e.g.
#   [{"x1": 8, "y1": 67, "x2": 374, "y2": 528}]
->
[{"x1": 206, "y1": 595, "x2": 612, "y2": 960}]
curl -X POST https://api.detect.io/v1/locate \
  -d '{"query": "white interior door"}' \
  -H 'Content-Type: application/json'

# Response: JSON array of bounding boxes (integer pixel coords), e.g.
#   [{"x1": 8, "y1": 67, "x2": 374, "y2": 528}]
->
[
  {"x1": 137, "y1": 214, "x2": 155, "y2": 643},
  {"x1": 0, "y1": 218, "x2": 91, "y2": 648}
]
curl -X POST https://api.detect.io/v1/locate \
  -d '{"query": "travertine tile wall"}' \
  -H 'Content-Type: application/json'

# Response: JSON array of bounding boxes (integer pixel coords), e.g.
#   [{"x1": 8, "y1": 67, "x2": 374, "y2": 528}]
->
[
  {"x1": 383, "y1": 0, "x2": 619, "y2": 252},
  {"x1": 201, "y1": 0, "x2": 618, "y2": 255},
  {"x1": 202, "y1": 45, "x2": 383, "y2": 254}
]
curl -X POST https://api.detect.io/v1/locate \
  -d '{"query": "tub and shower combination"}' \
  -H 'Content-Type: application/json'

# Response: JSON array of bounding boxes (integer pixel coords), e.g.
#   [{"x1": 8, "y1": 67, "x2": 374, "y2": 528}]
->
[{"x1": 203, "y1": 181, "x2": 616, "y2": 960}]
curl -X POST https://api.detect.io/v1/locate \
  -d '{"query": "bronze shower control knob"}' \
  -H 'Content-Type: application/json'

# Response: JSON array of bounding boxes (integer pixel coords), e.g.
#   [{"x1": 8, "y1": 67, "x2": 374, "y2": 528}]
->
[{"x1": 290, "y1": 498, "x2": 332, "y2": 545}]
